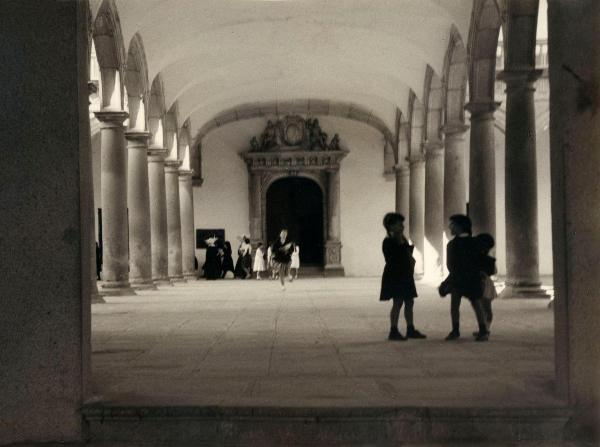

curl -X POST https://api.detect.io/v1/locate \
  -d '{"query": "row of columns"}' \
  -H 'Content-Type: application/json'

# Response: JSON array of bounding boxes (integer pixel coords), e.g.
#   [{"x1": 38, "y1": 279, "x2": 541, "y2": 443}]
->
[
  {"x1": 395, "y1": 95, "x2": 546, "y2": 298},
  {"x1": 95, "y1": 111, "x2": 196, "y2": 296}
]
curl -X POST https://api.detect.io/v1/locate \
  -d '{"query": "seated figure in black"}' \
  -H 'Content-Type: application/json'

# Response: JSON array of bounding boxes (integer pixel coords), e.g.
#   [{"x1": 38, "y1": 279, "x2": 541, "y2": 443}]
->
[
  {"x1": 442, "y1": 214, "x2": 489, "y2": 341},
  {"x1": 220, "y1": 240, "x2": 235, "y2": 278},
  {"x1": 379, "y1": 212, "x2": 426, "y2": 341},
  {"x1": 203, "y1": 236, "x2": 222, "y2": 280}
]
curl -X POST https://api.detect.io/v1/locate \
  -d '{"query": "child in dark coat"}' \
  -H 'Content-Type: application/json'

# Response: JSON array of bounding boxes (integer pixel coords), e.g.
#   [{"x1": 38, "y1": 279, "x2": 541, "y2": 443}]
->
[
  {"x1": 475, "y1": 233, "x2": 497, "y2": 332},
  {"x1": 380, "y1": 212, "x2": 426, "y2": 341},
  {"x1": 442, "y1": 214, "x2": 489, "y2": 342}
]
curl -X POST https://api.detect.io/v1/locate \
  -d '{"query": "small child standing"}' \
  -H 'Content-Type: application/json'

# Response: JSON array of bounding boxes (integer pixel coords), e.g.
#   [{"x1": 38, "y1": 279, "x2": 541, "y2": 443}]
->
[
  {"x1": 289, "y1": 244, "x2": 300, "y2": 281},
  {"x1": 475, "y1": 233, "x2": 497, "y2": 332},
  {"x1": 380, "y1": 212, "x2": 426, "y2": 341},
  {"x1": 253, "y1": 242, "x2": 266, "y2": 279}
]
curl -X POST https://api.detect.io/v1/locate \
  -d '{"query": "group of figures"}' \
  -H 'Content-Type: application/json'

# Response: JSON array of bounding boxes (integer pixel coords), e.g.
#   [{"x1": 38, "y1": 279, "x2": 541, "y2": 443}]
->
[
  {"x1": 201, "y1": 230, "x2": 300, "y2": 288},
  {"x1": 380, "y1": 213, "x2": 497, "y2": 342},
  {"x1": 249, "y1": 116, "x2": 342, "y2": 152}
]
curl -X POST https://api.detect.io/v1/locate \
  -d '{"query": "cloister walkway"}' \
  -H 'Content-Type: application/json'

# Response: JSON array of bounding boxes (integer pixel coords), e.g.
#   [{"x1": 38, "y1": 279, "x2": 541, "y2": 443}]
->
[{"x1": 91, "y1": 277, "x2": 560, "y2": 409}]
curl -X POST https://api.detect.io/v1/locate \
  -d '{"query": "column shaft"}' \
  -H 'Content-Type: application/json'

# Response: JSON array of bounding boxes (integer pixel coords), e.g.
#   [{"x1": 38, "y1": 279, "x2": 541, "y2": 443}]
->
[
  {"x1": 394, "y1": 164, "x2": 410, "y2": 237},
  {"x1": 424, "y1": 144, "x2": 445, "y2": 278},
  {"x1": 95, "y1": 110, "x2": 135, "y2": 295},
  {"x1": 442, "y1": 124, "x2": 468, "y2": 229},
  {"x1": 324, "y1": 168, "x2": 344, "y2": 276},
  {"x1": 179, "y1": 170, "x2": 196, "y2": 279},
  {"x1": 465, "y1": 102, "x2": 500, "y2": 238},
  {"x1": 148, "y1": 148, "x2": 171, "y2": 285},
  {"x1": 126, "y1": 131, "x2": 155, "y2": 289},
  {"x1": 409, "y1": 155, "x2": 426, "y2": 277},
  {"x1": 165, "y1": 160, "x2": 185, "y2": 282},
  {"x1": 498, "y1": 70, "x2": 548, "y2": 298}
]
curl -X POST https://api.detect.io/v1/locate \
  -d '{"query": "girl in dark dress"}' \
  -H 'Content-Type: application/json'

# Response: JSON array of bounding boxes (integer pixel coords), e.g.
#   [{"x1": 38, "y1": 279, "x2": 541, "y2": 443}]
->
[
  {"x1": 442, "y1": 214, "x2": 489, "y2": 341},
  {"x1": 380, "y1": 213, "x2": 427, "y2": 341},
  {"x1": 220, "y1": 241, "x2": 235, "y2": 278}
]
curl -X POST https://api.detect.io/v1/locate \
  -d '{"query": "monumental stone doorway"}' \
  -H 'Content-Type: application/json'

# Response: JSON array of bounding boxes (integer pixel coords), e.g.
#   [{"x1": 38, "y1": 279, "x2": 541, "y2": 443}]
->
[{"x1": 266, "y1": 177, "x2": 324, "y2": 266}]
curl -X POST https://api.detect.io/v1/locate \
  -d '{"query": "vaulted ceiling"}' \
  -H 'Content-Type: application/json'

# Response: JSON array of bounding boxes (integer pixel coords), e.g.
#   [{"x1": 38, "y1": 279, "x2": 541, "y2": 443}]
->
[{"x1": 92, "y1": 0, "x2": 474, "y2": 140}]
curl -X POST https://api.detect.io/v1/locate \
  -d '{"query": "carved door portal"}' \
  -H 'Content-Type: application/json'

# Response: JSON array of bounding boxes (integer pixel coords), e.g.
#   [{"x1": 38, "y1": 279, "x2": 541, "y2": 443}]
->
[
  {"x1": 266, "y1": 177, "x2": 324, "y2": 266},
  {"x1": 242, "y1": 115, "x2": 347, "y2": 276}
]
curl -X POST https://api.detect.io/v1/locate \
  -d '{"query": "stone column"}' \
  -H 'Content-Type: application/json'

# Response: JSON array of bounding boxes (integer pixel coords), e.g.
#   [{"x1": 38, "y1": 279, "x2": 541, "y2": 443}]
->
[
  {"x1": 497, "y1": 69, "x2": 548, "y2": 298},
  {"x1": 148, "y1": 147, "x2": 171, "y2": 285},
  {"x1": 548, "y1": 0, "x2": 600, "y2": 432},
  {"x1": 324, "y1": 168, "x2": 344, "y2": 276},
  {"x1": 249, "y1": 171, "x2": 262, "y2": 245},
  {"x1": 394, "y1": 164, "x2": 410, "y2": 237},
  {"x1": 164, "y1": 159, "x2": 185, "y2": 282},
  {"x1": 125, "y1": 130, "x2": 155, "y2": 290},
  {"x1": 409, "y1": 154, "x2": 425, "y2": 278},
  {"x1": 94, "y1": 110, "x2": 135, "y2": 296},
  {"x1": 442, "y1": 123, "x2": 469, "y2": 232},
  {"x1": 424, "y1": 142, "x2": 445, "y2": 279},
  {"x1": 464, "y1": 101, "x2": 500, "y2": 238},
  {"x1": 179, "y1": 168, "x2": 196, "y2": 280}
]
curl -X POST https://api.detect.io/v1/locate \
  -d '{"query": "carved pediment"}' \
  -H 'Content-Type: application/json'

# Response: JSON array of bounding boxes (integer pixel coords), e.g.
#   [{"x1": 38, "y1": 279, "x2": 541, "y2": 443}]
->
[{"x1": 249, "y1": 115, "x2": 342, "y2": 152}]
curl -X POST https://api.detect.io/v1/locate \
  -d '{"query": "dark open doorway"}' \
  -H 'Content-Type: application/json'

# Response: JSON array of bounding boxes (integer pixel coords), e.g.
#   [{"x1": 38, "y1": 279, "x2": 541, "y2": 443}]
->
[{"x1": 266, "y1": 177, "x2": 324, "y2": 266}]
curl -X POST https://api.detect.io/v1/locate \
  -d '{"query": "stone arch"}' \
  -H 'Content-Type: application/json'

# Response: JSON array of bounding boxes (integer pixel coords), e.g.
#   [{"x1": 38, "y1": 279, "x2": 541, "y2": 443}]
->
[
  {"x1": 443, "y1": 26, "x2": 468, "y2": 126},
  {"x1": 92, "y1": 0, "x2": 126, "y2": 110},
  {"x1": 124, "y1": 32, "x2": 150, "y2": 131},
  {"x1": 148, "y1": 75, "x2": 166, "y2": 148},
  {"x1": 423, "y1": 65, "x2": 444, "y2": 144},
  {"x1": 467, "y1": 0, "x2": 503, "y2": 103},
  {"x1": 408, "y1": 90, "x2": 425, "y2": 157}
]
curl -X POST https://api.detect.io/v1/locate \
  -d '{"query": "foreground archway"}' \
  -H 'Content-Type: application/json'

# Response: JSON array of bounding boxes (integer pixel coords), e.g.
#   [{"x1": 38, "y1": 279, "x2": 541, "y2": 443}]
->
[{"x1": 266, "y1": 177, "x2": 324, "y2": 267}]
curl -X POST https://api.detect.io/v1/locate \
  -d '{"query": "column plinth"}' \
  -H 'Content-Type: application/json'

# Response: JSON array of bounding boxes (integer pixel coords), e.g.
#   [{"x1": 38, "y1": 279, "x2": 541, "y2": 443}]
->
[
  {"x1": 94, "y1": 110, "x2": 136, "y2": 296},
  {"x1": 424, "y1": 142, "x2": 445, "y2": 279},
  {"x1": 497, "y1": 68, "x2": 548, "y2": 299},
  {"x1": 165, "y1": 159, "x2": 186, "y2": 283},
  {"x1": 464, "y1": 101, "x2": 500, "y2": 238},
  {"x1": 148, "y1": 146, "x2": 172, "y2": 286},
  {"x1": 179, "y1": 169, "x2": 196, "y2": 280},
  {"x1": 394, "y1": 164, "x2": 410, "y2": 237},
  {"x1": 408, "y1": 154, "x2": 426, "y2": 278},
  {"x1": 125, "y1": 130, "x2": 156, "y2": 290},
  {"x1": 324, "y1": 169, "x2": 344, "y2": 276}
]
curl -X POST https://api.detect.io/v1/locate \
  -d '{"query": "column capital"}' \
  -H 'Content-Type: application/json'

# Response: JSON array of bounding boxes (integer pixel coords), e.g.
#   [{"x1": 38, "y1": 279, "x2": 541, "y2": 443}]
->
[
  {"x1": 407, "y1": 153, "x2": 426, "y2": 165},
  {"x1": 393, "y1": 163, "x2": 410, "y2": 176},
  {"x1": 124, "y1": 130, "x2": 152, "y2": 145},
  {"x1": 442, "y1": 122, "x2": 470, "y2": 137},
  {"x1": 178, "y1": 169, "x2": 194, "y2": 178},
  {"x1": 164, "y1": 159, "x2": 183, "y2": 172},
  {"x1": 464, "y1": 101, "x2": 501, "y2": 120},
  {"x1": 424, "y1": 141, "x2": 444, "y2": 159},
  {"x1": 94, "y1": 110, "x2": 128, "y2": 127},
  {"x1": 497, "y1": 68, "x2": 544, "y2": 86},
  {"x1": 147, "y1": 146, "x2": 168, "y2": 159}
]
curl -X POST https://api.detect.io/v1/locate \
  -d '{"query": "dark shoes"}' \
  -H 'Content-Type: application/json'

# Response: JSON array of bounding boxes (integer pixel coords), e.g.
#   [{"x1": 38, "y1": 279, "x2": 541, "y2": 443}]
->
[
  {"x1": 474, "y1": 331, "x2": 490, "y2": 342},
  {"x1": 388, "y1": 330, "x2": 406, "y2": 341},
  {"x1": 406, "y1": 328, "x2": 427, "y2": 339},
  {"x1": 445, "y1": 331, "x2": 460, "y2": 341}
]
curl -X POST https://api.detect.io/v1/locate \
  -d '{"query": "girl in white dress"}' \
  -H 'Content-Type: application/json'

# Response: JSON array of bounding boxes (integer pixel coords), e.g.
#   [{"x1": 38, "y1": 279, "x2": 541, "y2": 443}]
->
[
  {"x1": 290, "y1": 244, "x2": 300, "y2": 280},
  {"x1": 253, "y1": 243, "x2": 266, "y2": 279}
]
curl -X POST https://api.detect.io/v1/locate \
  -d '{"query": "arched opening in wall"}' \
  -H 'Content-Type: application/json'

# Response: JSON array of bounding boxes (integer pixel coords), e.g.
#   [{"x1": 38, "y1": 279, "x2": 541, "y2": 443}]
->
[{"x1": 266, "y1": 177, "x2": 324, "y2": 267}]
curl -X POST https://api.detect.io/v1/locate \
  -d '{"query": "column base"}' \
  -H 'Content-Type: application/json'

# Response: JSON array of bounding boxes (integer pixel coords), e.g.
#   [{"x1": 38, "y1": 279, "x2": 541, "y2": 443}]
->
[
  {"x1": 500, "y1": 283, "x2": 550, "y2": 299},
  {"x1": 99, "y1": 281, "x2": 137, "y2": 296},
  {"x1": 183, "y1": 272, "x2": 197, "y2": 280},
  {"x1": 153, "y1": 278, "x2": 174, "y2": 287},
  {"x1": 91, "y1": 292, "x2": 106, "y2": 304},
  {"x1": 130, "y1": 278, "x2": 158, "y2": 291},
  {"x1": 324, "y1": 264, "x2": 345, "y2": 277},
  {"x1": 169, "y1": 276, "x2": 187, "y2": 283}
]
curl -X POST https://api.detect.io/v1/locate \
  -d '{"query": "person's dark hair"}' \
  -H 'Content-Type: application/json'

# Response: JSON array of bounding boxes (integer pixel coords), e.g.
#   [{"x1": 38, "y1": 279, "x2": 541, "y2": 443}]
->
[
  {"x1": 244, "y1": 236, "x2": 250, "y2": 244},
  {"x1": 475, "y1": 233, "x2": 495, "y2": 252},
  {"x1": 257, "y1": 242, "x2": 263, "y2": 247},
  {"x1": 382, "y1": 212, "x2": 405, "y2": 235},
  {"x1": 449, "y1": 214, "x2": 472, "y2": 235}
]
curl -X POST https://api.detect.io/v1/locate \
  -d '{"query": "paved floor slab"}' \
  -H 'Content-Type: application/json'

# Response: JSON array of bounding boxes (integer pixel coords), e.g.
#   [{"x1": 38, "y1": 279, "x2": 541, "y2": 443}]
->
[{"x1": 91, "y1": 277, "x2": 561, "y2": 408}]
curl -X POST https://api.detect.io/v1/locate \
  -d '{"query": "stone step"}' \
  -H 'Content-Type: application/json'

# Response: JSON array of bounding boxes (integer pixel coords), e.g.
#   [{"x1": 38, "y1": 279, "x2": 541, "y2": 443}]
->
[{"x1": 83, "y1": 405, "x2": 571, "y2": 446}]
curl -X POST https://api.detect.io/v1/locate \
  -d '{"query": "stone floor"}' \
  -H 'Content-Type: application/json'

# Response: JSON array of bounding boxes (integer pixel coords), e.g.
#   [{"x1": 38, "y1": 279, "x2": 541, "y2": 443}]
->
[{"x1": 91, "y1": 277, "x2": 561, "y2": 408}]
